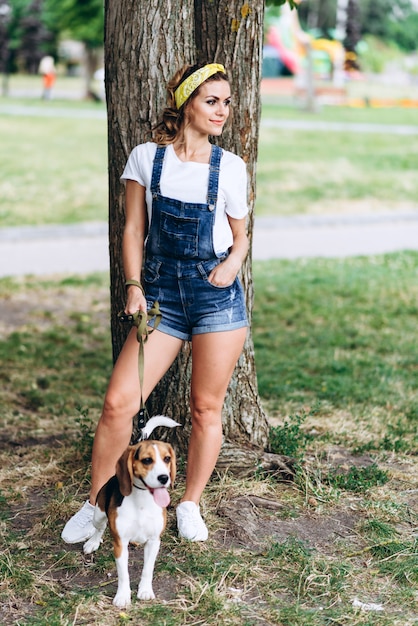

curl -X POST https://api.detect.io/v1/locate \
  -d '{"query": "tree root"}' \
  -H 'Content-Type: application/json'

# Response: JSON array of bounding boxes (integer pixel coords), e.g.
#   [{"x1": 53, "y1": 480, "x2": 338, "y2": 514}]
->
[
  {"x1": 216, "y1": 441, "x2": 296, "y2": 481},
  {"x1": 217, "y1": 494, "x2": 288, "y2": 546}
]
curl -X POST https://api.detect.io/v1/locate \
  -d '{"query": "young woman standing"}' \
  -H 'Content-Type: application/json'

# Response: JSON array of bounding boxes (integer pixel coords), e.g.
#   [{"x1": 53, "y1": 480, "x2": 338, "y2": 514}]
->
[{"x1": 62, "y1": 62, "x2": 249, "y2": 543}]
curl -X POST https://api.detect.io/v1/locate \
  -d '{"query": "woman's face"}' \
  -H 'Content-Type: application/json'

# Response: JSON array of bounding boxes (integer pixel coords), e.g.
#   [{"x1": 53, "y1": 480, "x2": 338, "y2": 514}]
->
[{"x1": 185, "y1": 80, "x2": 231, "y2": 137}]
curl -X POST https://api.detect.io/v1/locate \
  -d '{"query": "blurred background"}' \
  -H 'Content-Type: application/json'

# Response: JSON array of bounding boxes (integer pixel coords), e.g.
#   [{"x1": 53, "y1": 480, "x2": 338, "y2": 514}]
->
[
  {"x1": 0, "y1": 0, "x2": 417, "y2": 103},
  {"x1": 0, "y1": 0, "x2": 417, "y2": 232}
]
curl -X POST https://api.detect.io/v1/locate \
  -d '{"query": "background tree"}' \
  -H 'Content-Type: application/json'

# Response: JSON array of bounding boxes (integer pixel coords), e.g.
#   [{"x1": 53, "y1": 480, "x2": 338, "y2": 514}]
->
[
  {"x1": 288, "y1": 0, "x2": 418, "y2": 52},
  {"x1": 0, "y1": 0, "x2": 11, "y2": 89},
  {"x1": 104, "y1": 0, "x2": 293, "y2": 475},
  {"x1": 359, "y1": 0, "x2": 392, "y2": 38},
  {"x1": 44, "y1": 0, "x2": 104, "y2": 96},
  {"x1": 344, "y1": 0, "x2": 361, "y2": 68},
  {"x1": 385, "y1": 5, "x2": 418, "y2": 52},
  {"x1": 297, "y1": 0, "x2": 338, "y2": 35},
  {"x1": 18, "y1": 0, "x2": 50, "y2": 73}
]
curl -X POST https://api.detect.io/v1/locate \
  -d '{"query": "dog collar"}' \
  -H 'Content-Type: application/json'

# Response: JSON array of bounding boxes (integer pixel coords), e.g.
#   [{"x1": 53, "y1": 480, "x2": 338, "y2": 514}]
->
[
  {"x1": 133, "y1": 478, "x2": 160, "y2": 498},
  {"x1": 133, "y1": 479, "x2": 147, "y2": 491}
]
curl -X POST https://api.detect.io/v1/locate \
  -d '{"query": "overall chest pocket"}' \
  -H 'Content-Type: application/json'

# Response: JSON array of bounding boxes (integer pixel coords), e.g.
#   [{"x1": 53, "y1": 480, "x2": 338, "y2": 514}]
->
[{"x1": 159, "y1": 211, "x2": 199, "y2": 258}]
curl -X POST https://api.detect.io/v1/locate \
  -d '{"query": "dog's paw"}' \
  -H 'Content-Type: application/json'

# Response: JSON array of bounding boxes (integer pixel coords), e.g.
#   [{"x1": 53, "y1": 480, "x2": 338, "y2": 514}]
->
[
  {"x1": 83, "y1": 535, "x2": 102, "y2": 554},
  {"x1": 137, "y1": 585, "x2": 155, "y2": 601},
  {"x1": 113, "y1": 592, "x2": 132, "y2": 608}
]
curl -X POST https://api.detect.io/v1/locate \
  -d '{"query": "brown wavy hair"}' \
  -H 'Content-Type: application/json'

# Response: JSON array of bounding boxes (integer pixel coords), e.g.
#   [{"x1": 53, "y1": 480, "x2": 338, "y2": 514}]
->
[{"x1": 153, "y1": 62, "x2": 229, "y2": 146}]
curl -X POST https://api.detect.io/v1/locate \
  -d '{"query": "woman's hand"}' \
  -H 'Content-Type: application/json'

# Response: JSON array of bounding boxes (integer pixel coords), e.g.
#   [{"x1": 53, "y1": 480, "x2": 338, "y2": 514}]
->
[
  {"x1": 125, "y1": 284, "x2": 147, "y2": 314},
  {"x1": 208, "y1": 216, "x2": 248, "y2": 287},
  {"x1": 208, "y1": 255, "x2": 241, "y2": 287}
]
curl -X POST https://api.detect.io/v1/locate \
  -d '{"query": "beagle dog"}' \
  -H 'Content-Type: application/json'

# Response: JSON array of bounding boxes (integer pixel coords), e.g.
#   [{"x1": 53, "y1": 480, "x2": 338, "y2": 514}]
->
[{"x1": 83, "y1": 435, "x2": 176, "y2": 608}]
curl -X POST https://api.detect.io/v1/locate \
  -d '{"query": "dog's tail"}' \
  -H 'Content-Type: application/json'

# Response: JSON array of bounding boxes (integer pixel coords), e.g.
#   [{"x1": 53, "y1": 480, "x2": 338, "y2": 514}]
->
[{"x1": 141, "y1": 415, "x2": 181, "y2": 440}]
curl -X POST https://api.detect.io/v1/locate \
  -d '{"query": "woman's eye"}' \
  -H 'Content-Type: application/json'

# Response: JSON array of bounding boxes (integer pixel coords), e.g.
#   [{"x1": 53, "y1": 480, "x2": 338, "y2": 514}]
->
[{"x1": 206, "y1": 99, "x2": 216, "y2": 105}]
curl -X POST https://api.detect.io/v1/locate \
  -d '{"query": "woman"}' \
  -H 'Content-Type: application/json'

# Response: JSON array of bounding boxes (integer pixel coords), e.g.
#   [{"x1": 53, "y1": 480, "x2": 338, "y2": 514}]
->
[{"x1": 62, "y1": 62, "x2": 249, "y2": 543}]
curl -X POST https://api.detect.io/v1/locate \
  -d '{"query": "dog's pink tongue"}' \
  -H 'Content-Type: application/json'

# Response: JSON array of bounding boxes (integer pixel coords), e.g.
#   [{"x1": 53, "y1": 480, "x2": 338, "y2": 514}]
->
[{"x1": 153, "y1": 487, "x2": 170, "y2": 508}]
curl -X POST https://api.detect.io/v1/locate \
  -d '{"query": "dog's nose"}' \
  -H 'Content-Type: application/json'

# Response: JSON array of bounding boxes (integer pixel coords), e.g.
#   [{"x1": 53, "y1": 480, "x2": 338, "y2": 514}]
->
[{"x1": 158, "y1": 474, "x2": 169, "y2": 485}]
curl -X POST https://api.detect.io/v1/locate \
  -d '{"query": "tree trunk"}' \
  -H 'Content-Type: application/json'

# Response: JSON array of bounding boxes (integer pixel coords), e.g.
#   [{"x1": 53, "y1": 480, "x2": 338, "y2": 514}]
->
[
  {"x1": 105, "y1": 0, "x2": 270, "y2": 469},
  {"x1": 104, "y1": 0, "x2": 195, "y2": 361}
]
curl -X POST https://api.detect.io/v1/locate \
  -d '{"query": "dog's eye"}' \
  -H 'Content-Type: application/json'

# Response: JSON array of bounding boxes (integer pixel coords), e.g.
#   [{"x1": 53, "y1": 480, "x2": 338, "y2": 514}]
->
[
  {"x1": 141, "y1": 457, "x2": 153, "y2": 465},
  {"x1": 163, "y1": 456, "x2": 171, "y2": 464}
]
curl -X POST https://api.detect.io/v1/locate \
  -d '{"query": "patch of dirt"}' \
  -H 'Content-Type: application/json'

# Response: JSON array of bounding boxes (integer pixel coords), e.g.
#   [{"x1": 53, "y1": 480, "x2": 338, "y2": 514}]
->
[
  {"x1": 0, "y1": 431, "x2": 65, "y2": 449},
  {"x1": 0, "y1": 284, "x2": 110, "y2": 338},
  {"x1": 316, "y1": 445, "x2": 376, "y2": 469},
  {"x1": 217, "y1": 494, "x2": 359, "y2": 552}
]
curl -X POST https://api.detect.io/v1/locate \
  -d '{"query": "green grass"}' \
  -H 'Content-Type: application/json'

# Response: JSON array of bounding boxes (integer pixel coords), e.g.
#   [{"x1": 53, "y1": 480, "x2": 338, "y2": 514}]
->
[
  {"x1": 0, "y1": 105, "x2": 107, "y2": 227},
  {"x1": 1, "y1": 254, "x2": 418, "y2": 624},
  {"x1": 261, "y1": 102, "x2": 418, "y2": 126},
  {"x1": 1, "y1": 92, "x2": 417, "y2": 226},
  {"x1": 256, "y1": 124, "x2": 418, "y2": 216},
  {"x1": 253, "y1": 253, "x2": 418, "y2": 429}
]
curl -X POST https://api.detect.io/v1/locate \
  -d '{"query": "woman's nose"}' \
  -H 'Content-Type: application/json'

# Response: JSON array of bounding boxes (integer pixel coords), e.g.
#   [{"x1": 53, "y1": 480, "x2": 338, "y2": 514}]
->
[{"x1": 216, "y1": 103, "x2": 227, "y2": 116}]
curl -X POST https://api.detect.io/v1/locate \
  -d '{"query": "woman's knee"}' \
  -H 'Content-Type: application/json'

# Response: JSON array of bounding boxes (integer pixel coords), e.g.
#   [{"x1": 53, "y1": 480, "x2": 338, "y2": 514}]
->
[
  {"x1": 101, "y1": 387, "x2": 138, "y2": 426},
  {"x1": 190, "y1": 398, "x2": 222, "y2": 428}
]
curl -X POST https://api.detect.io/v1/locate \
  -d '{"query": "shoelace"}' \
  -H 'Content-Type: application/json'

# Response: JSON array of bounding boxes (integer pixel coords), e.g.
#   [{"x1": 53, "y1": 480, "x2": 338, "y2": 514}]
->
[
  {"x1": 179, "y1": 508, "x2": 200, "y2": 527},
  {"x1": 75, "y1": 507, "x2": 93, "y2": 527}
]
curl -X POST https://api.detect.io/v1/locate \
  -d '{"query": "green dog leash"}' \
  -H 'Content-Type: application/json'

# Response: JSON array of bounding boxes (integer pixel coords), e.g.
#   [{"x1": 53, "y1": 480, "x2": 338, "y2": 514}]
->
[{"x1": 118, "y1": 301, "x2": 162, "y2": 433}]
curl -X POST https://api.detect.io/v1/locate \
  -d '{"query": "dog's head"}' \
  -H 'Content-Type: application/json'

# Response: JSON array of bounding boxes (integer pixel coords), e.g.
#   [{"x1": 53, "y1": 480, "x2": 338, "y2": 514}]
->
[{"x1": 116, "y1": 440, "x2": 176, "y2": 507}]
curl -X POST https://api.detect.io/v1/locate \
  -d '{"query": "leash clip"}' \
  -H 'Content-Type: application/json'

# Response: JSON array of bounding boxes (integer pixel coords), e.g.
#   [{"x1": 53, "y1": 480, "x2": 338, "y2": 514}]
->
[
  {"x1": 118, "y1": 302, "x2": 162, "y2": 343},
  {"x1": 137, "y1": 408, "x2": 149, "y2": 441}
]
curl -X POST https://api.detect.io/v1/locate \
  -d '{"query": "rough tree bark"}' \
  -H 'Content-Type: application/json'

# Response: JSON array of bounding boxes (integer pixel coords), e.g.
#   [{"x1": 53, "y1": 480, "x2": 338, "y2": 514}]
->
[
  {"x1": 104, "y1": 1, "x2": 289, "y2": 477},
  {"x1": 105, "y1": 0, "x2": 195, "y2": 358}
]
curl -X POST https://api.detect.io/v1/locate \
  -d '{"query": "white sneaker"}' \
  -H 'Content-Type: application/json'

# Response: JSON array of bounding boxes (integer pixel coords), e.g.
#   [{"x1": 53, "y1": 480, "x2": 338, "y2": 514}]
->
[
  {"x1": 176, "y1": 501, "x2": 208, "y2": 541},
  {"x1": 61, "y1": 500, "x2": 95, "y2": 543}
]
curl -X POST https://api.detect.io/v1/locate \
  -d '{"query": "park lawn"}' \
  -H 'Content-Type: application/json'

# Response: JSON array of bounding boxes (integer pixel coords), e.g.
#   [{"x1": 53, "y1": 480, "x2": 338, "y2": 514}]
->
[
  {"x1": 255, "y1": 124, "x2": 418, "y2": 216},
  {"x1": 1, "y1": 98, "x2": 418, "y2": 226},
  {"x1": 0, "y1": 112, "x2": 108, "y2": 227},
  {"x1": 1, "y1": 252, "x2": 417, "y2": 625},
  {"x1": 261, "y1": 101, "x2": 418, "y2": 126}
]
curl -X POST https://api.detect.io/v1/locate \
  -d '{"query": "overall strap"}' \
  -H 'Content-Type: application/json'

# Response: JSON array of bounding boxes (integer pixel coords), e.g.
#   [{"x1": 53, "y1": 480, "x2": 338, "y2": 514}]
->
[
  {"x1": 207, "y1": 145, "x2": 222, "y2": 210},
  {"x1": 150, "y1": 146, "x2": 166, "y2": 194}
]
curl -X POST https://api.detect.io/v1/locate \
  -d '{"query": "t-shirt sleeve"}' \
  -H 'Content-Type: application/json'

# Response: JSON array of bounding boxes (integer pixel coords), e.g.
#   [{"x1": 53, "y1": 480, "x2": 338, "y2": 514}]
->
[
  {"x1": 120, "y1": 144, "x2": 147, "y2": 186},
  {"x1": 222, "y1": 154, "x2": 249, "y2": 219}
]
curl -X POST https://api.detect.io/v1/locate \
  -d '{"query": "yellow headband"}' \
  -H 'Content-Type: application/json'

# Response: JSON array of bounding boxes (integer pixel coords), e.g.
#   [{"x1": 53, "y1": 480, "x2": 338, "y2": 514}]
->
[{"x1": 174, "y1": 63, "x2": 226, "y2": 109}]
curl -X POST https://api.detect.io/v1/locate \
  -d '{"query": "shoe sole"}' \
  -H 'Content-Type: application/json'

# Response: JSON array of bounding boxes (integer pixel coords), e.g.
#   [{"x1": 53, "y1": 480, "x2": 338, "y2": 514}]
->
[{"x1": 61, "y1": 527, "x2": 95, "y2": 544}]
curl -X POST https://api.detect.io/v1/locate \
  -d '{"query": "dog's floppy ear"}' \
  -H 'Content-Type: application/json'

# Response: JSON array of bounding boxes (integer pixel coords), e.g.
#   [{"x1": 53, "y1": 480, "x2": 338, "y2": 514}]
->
[{"x1": 116, "y1": 446, "x2": 136, "y2": 496}]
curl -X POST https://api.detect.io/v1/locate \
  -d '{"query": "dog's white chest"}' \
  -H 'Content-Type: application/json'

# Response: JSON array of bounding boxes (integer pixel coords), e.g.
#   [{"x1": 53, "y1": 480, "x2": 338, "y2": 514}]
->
[{"x1": 115, "y1": 492, "x2": 165, "y2": 544}]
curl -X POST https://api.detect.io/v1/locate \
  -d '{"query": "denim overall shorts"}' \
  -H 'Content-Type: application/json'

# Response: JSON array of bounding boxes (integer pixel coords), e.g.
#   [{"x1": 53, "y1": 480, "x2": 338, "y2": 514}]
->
[{"x1": 143, "y1": 144, "x2": 248, "y2": 341}]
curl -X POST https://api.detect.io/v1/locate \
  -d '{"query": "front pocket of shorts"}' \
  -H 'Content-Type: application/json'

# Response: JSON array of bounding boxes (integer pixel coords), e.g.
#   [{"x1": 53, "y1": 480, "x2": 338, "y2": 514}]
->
[{"x1": 197, "y1": 260, "x2": 234, "y2": 289}]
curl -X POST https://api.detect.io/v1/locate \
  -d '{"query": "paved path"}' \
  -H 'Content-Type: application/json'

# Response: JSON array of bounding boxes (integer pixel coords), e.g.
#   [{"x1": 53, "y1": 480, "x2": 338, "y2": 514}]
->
[
  {"x1": 1, "y1": 104, "x2": 418, "y2": 277},
  {"x1": 1, "y1": 102, "x2": 418, "y2": 136},
  {"x1": 262, "y1": 118, "x2": 418, "y2": 136},
  {"x1": 1, "y1": 212, "x2": 418, "y2": 278}
]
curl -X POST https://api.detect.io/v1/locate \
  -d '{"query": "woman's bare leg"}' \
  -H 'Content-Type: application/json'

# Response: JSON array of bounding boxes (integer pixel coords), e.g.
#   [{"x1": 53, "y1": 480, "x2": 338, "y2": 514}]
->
[
  {"x1": 181, "y1": 327, "x2": 247, "y2": 504},
  {"x1": 89, "y1": 328, "x2": 183, "y2": 502}
]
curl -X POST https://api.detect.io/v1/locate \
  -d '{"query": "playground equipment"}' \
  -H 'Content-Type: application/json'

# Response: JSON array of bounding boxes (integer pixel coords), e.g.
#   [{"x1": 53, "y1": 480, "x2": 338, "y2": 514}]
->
[{"x1": 264, "y1": 3, "x2": 345, "y2": 84}]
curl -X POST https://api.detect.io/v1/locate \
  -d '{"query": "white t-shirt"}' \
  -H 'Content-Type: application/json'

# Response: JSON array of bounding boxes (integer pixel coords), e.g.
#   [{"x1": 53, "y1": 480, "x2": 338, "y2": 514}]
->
[{"x1": 121, "y1": 142, "x2": 248, "y2": 254}]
